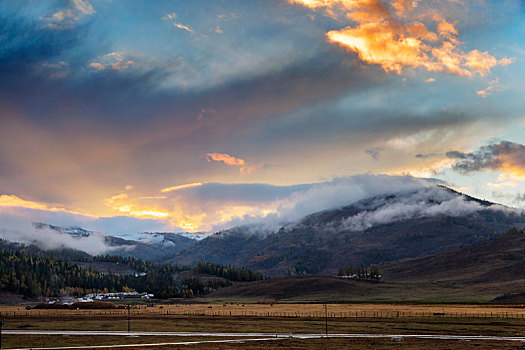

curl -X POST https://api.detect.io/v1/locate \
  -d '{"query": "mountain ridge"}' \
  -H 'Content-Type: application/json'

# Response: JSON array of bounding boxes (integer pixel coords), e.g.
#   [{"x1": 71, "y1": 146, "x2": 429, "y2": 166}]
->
[{"x1": 167, "y1": 186, "x2": 525, "y2": 275}]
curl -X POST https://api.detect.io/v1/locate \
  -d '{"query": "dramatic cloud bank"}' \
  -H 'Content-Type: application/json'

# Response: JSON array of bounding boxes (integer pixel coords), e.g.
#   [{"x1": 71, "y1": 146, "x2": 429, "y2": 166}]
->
[
  {"x1": 289, "y1": 0, "x2": 512, "y2": 76},
  {"x1": 0, "y1": 174, "x2": 511, "y2": 249},
  {"x1": 447, "y1": 141, "x2": 525, "y2": 179},
  {"x1": 104, "y1": 174, "x2": 494, "y2": 233}
]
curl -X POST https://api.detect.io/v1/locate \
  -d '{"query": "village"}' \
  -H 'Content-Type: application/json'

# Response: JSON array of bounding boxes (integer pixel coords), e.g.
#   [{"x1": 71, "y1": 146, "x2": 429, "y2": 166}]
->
[{"x1": 43, "y1": 291, "x2": 154, "y2": 305}]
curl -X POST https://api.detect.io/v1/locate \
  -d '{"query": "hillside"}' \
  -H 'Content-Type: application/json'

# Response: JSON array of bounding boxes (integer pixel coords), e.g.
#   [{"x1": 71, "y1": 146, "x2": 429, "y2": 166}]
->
[
  {"x1": 209, "y1": 275, "x2": 375, "y2": 301},
  {"x1": 381, "y1": 227, "x2": 525, "y2": 286},
  {"x1": 207, "y1": 228, "x2": 525, "y2": 302},
  {"x1": 169, "y1": 188, "x2": 525, "y2": 276}
]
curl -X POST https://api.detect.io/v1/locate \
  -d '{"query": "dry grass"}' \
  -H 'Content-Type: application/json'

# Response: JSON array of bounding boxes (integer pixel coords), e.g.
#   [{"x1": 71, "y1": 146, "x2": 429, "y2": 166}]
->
[
  {"x1": 4, "y1": 305, "x2": 525, "y2": 349},
  {"x1": 2, "y1": 335, "x2": 246, "y2": 349},
  {"x1": 3, "y1": 303, "x2": 525, "y2": 319},
  {"x1": 5, "y1": 335, "x2": 525, "y2": 349},
  {"x1": 174, "y1": 338, "x2": 525, "y2": 350}
]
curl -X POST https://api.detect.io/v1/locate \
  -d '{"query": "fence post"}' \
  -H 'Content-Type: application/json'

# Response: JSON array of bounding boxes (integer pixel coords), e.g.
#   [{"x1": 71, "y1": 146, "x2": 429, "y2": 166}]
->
[{"x1": 0, "y1": 317, "x2": 6, "y2": 349}]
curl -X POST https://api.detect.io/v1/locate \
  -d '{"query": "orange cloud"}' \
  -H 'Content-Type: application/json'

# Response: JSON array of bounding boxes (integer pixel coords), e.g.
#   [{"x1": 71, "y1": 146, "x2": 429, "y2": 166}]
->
[
  {"x1": 206, "y1": 153, "x2": 254, "y2": 173},
  {"x1": 161, "y1": 182, "x2": 204, "y2": 193},
  {"x1": 0, "y1": 195, "x2": 49, "y2": 210},
  {"x1": 477, "y1": 79, "x2": 502, "y2": 98},
  {"x1": 290, "y1": 0, "x2": 512, "y2": 76},
  {"x1": 206, "y1": 153, "x2": 245, "y2": 166},
  {"x1": 0, "y1": 195, "x2": 92, "y2": 216}
]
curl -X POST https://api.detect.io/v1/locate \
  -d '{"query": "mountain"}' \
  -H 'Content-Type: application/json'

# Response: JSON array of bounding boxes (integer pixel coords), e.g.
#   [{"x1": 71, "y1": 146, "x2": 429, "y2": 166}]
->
[
  {"x1": 111, "y1": 232, "x2": 202, "y2": 261},
  {"x1": 33, "y1": 223, "x2": 93, "y2": 237},
  {"x1": 32, "y1": 224, "x2": 198, "y2": 262},
  {"x1": 168, "y1": 186, "x2": 525, "y2": 276},
  {"x1": 206, "y1": 227, "x2": 525, "y2": 302}
]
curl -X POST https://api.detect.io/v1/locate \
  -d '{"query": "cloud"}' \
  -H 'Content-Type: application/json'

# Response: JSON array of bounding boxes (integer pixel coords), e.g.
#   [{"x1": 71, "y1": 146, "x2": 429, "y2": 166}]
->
[
  {"x1": 365, "y1": 148, "x2": 381, "y2": 160},
  {"x1": 36, "y1": 61, "x2": 70, "y2": 79},
  {"x1": 41, "y1": 0, "x2": 95, "y2": 30},
  {"x1": 486, "y1": 181, "x2": 518, "y2": 189},
  {"x1": 289, "y1": 0, "x2": 512, "y2": 76},
  {"x1": 99, "y1": 175, "x2": 437, "y2": 232},
  {"x1": 271, "y1": 175, "x2": 437, "y2": 225},
  {"x1": 0, "y1": 213, "x2": 113, "y2": 255},
  {"x1": 340, "y1": 186, "x2": 488, "y2": 231},
  {"x1": 197, "y1": 108, "x2": 217, "y2": 120},
  {"x1": 206, "y1": 153, "x2": 254, "y2": 173},
  {"x1": 89, "y1": 52, "x2": 135, "y2": 71},
  {"x1": 516, "y1": 193, "x2": 525, "y2": 202},
  {"x1": 161, "y1": 182, "x2": 204, "y2": 193},
  {"x1": 162, "y1": 13, "x2": 177, "y2": 20},
  {"x1": 0, "y1": 195, "x2": 50, "y2": 211},
  {"x1": 0, "y1": 195, "x2": 89, "y2": 216},
  {"x1": 112, "y1": 174, "x2": 473, "y2": 233},
  {"x1": 0, "y1": 175, "x2": 507, "y2": 239},
  {"x1": 415, "y1": 153, "x2": 440, "y2": 159},
  {"x1": 162, "y1": 12, "x2": 193, "y2": 33},
  {"x1": 173, "y1": 22, "x2": 193, "y2": 33},
  {"x1": 104, "y1": 193, "x2": 169, "y2": 218},
  {"x1": 0, "y1": 197, "x2": 170, "y2": 237},
  {"x1": 447, "y1": 141, "x2": 525, "y2": 179},
  {"x1": 477, "y1": 79, "x2": 502, "y2": 98}
]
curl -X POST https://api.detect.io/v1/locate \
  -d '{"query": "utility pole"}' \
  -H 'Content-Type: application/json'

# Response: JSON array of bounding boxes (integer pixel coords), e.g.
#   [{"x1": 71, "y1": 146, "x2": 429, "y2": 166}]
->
[
  {"x1": 0, "y1": 317, "x2": 5, "y2": 349},
  {"x1": 127, "y1": 305, "x2": 131, "y2": 333},
  {"x1": 324, "y1": 302, "x2": 328, "y2": 337}
]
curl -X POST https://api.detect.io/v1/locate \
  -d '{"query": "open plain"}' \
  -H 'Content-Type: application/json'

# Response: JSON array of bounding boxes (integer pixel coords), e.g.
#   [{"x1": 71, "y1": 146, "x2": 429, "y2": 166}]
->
[{"x1": 4, "y1": 303, "x2": 525, "y2": 349}]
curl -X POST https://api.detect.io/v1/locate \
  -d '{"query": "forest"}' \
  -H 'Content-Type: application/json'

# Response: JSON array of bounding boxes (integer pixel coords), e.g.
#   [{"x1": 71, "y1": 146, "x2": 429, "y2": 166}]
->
[{"x1": 0, "y1": 247, "x2": 264, "y2": 299}]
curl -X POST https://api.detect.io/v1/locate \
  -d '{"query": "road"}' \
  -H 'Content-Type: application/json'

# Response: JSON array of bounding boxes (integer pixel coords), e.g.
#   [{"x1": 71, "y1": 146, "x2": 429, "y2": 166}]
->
[{"x1": 4, "y1": 330, "x2": 525, "y2": 349}]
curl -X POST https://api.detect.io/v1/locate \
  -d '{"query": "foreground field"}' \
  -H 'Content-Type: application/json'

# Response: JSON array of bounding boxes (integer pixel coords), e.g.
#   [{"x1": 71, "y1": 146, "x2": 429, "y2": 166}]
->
[
  {"x1": 5, "y1": 334, "x2": 525, "y2": 350},
  {"x1": 4, "y1": 303, "x2": 525, "y2": 349}
]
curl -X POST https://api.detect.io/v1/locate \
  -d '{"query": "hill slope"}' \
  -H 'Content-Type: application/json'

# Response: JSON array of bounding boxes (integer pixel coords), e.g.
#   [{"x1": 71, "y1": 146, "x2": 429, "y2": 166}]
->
[
  {"x1": 207, "y1": 228, "x2": 525, "y2": 302},
  {"x1": 169, "y1": 187, "x2": 525, "y2": 276},
  {"x1": 381, "y1": 227, "x2": 525, "y2": 286}
]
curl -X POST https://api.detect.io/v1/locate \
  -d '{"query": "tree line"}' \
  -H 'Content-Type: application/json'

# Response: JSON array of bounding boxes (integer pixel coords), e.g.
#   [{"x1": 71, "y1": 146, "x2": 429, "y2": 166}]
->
[
  {"x1": 193, "y1": 261, "x2": 266, "y2": 282},
  {"x1": 0, "y1": 249, "x2": 262, "y2": 299}
]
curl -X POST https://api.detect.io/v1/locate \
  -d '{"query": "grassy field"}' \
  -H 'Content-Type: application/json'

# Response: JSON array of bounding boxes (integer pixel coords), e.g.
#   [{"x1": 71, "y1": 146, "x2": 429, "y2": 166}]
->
[
  {"x1": 5, "y1": 314, "x2": 525, "y2": 335},
  {"x1": 3, "y1": 303, "x2": 525, "y2": 318},
  {"x1": 4, "y1": 303, "x2": 525, "y2": 349}
]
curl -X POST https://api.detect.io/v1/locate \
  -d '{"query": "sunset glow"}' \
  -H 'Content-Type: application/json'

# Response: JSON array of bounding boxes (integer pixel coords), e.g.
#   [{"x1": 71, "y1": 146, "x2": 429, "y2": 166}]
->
[{"x1": 0, "y1": 0, "x2": 524, "y2": 235}]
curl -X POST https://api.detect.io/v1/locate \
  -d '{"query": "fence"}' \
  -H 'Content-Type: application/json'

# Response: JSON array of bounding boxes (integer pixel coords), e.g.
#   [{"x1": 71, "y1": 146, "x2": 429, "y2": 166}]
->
[{"x1": 2, "y1": 307, "x2": 525, "y2": 319}]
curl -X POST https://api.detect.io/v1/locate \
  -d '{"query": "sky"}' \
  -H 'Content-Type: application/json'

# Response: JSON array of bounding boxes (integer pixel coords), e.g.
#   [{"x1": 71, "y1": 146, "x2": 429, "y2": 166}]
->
[{"x1": 1, "y1": 0, "x2": 525, "y2": 235}]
